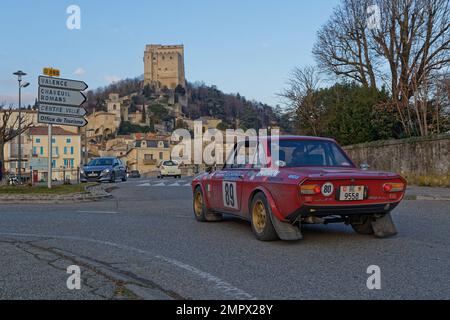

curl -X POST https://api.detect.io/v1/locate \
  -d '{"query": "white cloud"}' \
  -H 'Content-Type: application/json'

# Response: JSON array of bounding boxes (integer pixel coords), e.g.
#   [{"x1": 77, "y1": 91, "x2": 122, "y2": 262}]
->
[
  {"x1": 104, "y1": 75, "x2": 120, "y2": 84},
  {"x1": 74, "y1": 67, "x2": 86, "y2": 76}
]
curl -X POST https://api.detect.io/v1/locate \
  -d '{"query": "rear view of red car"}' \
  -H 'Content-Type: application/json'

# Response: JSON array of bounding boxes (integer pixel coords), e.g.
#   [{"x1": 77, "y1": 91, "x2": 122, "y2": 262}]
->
[{"x1": 192, "y1": 135, "x2": 406, "y2": 241}]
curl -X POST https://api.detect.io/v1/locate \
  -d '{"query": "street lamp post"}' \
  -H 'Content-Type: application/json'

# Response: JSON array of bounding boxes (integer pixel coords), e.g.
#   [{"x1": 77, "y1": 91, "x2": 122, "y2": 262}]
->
[{"x1": 13, "y1": 70, "x2": 29, "y2": 183}]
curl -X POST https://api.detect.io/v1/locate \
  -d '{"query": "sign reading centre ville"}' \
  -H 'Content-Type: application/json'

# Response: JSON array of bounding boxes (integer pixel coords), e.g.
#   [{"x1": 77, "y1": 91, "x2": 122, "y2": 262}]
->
[
  {"x1": 38, "y1": 104, "x2": 87, "y2": 117},
  {"x1": 37, "y1": 73, "x2": 88, "y2": 127}
]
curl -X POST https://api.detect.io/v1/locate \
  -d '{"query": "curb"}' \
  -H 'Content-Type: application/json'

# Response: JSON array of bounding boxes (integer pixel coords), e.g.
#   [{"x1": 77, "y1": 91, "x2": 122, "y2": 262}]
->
[{"x1": 0, "y1": 184, "x2": 113, "y2": 204}]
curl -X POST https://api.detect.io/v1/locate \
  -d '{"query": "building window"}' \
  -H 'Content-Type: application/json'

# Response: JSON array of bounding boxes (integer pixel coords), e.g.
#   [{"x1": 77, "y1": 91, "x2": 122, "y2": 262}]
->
[
  {"x1": 70, "y1": 147, "x2": 74, "y2": 155},
  {"x1": 40, "y1": 147, "x2": 44, "y2": 155},
  {"x1": 36, "y1": 138, "x2": 41, "y2": 144},
  {"x1": 64, "y1": 159, "x2": 74, "y2": 168},
  {"x1": 33, "y1": 147, "x2": 37, "y2": 155},
  {"x1": 159, "y1": 152, "x2": 163, "y2": 160},
  {"x1": 66, "y1": 138, "x2": 72, "y2": 144},
  {"x1": 64, "y1": 147, "x2": 67, "y2": 155},
  {"x1": 52, "y1": 160, "x2": 56, "y2": 168},
  {"x1": 144, "y1": 154, "x2": 153, "y2": 160},
  {"x1": 52, "y1": 138, "x2": 56, "y2": 143}
]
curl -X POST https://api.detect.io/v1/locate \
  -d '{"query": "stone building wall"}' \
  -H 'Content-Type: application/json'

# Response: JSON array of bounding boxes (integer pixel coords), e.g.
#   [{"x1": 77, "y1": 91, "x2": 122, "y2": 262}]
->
[{"x1": 143, "y1": 44, "x2": 185, "y2": 89}]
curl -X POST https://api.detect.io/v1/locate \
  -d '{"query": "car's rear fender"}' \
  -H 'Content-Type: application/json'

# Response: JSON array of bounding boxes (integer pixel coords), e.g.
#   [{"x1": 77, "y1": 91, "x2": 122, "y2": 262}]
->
[{"x1": 248, "y1": 186, "x2": 288, "y2": 222}]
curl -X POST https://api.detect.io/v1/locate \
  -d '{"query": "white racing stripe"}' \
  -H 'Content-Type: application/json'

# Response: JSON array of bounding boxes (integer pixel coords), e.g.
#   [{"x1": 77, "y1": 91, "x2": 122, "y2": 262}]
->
[{"x1": 0, "y1": 232, "x2": 256, "y2": 300}]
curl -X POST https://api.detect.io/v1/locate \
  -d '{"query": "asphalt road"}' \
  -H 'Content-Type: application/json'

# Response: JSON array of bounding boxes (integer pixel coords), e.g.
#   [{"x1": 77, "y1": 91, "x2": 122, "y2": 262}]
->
[{"x1": 0, "y1": 177, "x2": 449, "y2": 299}]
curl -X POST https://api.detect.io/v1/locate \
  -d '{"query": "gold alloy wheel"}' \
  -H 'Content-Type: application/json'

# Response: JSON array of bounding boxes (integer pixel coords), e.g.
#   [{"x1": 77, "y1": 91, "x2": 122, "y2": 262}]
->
[
  {"x1": 252, "y1": 200, "x2": 267, "y2": 234},
  {"x1": 194, "y1": 191, "x2": 203, "y2": 217}
]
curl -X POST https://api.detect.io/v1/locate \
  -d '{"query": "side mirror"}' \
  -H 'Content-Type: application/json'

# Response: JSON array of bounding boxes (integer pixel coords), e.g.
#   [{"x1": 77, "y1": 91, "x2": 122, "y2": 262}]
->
[{"x1": 360, "y1": 163, "x2": 370, "y2": 171}]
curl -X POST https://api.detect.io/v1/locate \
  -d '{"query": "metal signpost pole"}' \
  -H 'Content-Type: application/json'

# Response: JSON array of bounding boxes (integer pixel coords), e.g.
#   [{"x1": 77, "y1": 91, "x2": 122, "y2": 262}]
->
[{"x1": 48, "y1": 124, "x2": 52, "y2": 188}]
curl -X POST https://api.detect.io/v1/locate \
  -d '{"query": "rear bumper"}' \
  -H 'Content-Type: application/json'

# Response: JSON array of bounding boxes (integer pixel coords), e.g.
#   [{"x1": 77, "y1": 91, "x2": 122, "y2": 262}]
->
[
  {"x1": 160, "y1": 172, "x2": 181, "y2": 176},
  {"x1": 286, "y1": 201, "x2": 401, "y2": 222}
]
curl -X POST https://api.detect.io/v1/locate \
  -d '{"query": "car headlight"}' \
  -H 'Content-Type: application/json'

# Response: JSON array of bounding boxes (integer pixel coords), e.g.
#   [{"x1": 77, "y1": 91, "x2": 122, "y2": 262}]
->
[
  {"x1": 102, "y1": 168, "x2": 111, "y2": 175},
  {"x1": 80, "y1": 168, "x2": 85, "y2": 175}
]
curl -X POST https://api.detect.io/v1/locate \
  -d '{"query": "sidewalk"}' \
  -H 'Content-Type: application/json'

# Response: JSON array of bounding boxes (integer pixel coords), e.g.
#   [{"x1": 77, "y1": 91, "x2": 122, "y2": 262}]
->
[{"x1": 405, "y1": 186, "x2": 450, "y2": 201}]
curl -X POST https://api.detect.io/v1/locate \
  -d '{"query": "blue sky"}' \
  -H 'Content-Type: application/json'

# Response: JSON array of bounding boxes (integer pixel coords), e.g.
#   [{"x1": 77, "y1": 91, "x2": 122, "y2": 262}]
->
[{"x1": 0, "y1": 0, "x2": 340, "y2": 107}]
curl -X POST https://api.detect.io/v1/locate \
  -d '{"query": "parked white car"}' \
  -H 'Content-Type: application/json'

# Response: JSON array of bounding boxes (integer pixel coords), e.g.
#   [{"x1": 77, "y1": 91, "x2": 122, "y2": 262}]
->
[{"x1": 158, "y1": 160, "x2": 182, "y2": 178}]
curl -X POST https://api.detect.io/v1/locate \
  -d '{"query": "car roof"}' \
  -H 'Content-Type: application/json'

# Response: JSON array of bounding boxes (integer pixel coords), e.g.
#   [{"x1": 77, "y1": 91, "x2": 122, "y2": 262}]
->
[{"x1": 251, "y1": 135, "x2": 337, "y2": 143}]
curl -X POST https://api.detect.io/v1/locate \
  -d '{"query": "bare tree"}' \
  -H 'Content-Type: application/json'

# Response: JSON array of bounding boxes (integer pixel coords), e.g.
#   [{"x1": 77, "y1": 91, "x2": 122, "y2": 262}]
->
[
  {"x1": 0, "y1": 104, "x2": 34, "y2": 179},
  {"x1": 313, "y1": 0, "x2": 378, "y2": 88},
  {"x1": 313, "y1": 0, "x2": 450, "y2": 136},
  {"x1": 278, "y1": 66, "x2": 324, "y2": 135}
]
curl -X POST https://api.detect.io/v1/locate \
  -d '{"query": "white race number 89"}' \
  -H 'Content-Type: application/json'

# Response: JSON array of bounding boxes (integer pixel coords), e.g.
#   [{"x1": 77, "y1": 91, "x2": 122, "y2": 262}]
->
[{"x1": 223, "y1": 181, "x2": 238, "y2": 209}]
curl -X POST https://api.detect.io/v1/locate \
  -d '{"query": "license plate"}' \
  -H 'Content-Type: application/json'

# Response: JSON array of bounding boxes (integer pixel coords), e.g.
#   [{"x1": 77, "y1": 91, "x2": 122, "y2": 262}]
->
[
  {"x1": 339, "y1": 185, "x2": 365, "y2": 201},
  {"x1": 88, "y1": 172, "x2": 98, "y2": 177}
]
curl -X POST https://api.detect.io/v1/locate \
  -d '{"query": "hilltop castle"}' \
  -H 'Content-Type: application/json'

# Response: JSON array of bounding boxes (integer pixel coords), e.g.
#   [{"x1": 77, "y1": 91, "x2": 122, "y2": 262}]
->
[{"x1": 143, "y1": 44, "x2": 186, "y2": 89}]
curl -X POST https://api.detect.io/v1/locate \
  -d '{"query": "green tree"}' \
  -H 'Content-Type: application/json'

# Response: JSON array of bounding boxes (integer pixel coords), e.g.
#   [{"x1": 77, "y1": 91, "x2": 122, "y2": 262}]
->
[{"x1": 319, "y1": 83, "x2": 395, "y2": 145}]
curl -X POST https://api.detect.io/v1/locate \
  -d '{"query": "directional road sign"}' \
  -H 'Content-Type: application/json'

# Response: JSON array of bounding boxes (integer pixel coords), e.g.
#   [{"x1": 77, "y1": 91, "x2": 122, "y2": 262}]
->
[
  {"x1": 38, "y1": 104, "x2": 87, "y2": 117},
  {"x1": 38, "y1": 76, "x2": 88, "y2": 91},
  {"x1": 38, "y1": 86, "x2": 86, "y2": 106},
  {"x1": 37, "y1": 113, "x2": 88, "y2": 127}
]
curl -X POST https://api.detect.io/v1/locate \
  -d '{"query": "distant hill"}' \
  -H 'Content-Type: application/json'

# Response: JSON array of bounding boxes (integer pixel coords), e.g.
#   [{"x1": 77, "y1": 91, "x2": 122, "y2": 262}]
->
[{"x1": 84, "y1": 77, "x2": 282, "y2": 131}]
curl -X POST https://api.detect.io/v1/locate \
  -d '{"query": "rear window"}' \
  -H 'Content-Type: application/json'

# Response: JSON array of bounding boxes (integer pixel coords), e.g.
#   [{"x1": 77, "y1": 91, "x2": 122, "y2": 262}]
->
[
  {"x1": 163, "y1": 161, "x2": 177, "y2": 166},
  {"x1": 271, "y1": 139, "x2": 353, "y2": 168}
]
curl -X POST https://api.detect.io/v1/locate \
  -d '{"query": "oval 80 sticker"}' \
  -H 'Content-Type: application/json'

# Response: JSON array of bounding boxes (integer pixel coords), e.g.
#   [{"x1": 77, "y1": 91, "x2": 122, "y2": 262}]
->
[{"x1": 321, "y1": 182, "x2": 334, "y2": 196}]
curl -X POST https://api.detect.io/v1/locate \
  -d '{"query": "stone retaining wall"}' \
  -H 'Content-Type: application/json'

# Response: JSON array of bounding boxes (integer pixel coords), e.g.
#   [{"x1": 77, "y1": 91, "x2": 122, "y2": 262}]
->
[{"x1": 343, "y1": 134, "x2": 450, "y2": 186}]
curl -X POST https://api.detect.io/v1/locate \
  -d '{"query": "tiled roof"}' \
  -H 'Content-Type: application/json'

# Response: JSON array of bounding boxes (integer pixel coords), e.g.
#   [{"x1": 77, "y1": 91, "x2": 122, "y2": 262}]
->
[{"x1": 28, "y1": 126, "x2": 79, "y2": 136}]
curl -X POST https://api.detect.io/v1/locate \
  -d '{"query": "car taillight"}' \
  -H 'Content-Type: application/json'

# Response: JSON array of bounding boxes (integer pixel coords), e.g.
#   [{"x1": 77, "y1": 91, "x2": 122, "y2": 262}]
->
[
  {"x1": 383, "y1": 183, "x2": 404, "y2": 192},
  {"x1": 300, "y1": 184, "x2": 321, "y2": 195}
]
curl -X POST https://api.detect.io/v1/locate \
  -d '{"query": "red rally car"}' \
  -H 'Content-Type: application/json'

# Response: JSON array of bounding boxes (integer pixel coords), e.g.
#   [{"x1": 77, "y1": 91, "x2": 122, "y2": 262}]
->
[{"x1": 191, "y1": 135, "x2": 406, "y2": 241}]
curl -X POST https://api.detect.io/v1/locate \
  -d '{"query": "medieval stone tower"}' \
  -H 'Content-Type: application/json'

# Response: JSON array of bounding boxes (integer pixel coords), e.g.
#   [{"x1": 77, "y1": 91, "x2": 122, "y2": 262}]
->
[{"x1": 143, "y1": 44, "x2": 186, "y2": 89}]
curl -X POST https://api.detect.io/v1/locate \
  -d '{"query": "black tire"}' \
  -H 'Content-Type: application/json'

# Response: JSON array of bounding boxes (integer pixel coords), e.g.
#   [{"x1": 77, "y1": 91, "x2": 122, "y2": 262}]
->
[
  {"x1": 121, "y1": 175, "x2": 127, "y2": 182},
  {"x1": 110, "y1": 172, "x2": 116, "y2": 183},
  {"x1": 250, "y1": 193, "x2": 278, "y2": 241},
  {"x1": 350, "y1": 215, "x2": 374, "y2": 235},
  {"x1": 193, "y1": 187, "x2": 222, "y2": 222}
]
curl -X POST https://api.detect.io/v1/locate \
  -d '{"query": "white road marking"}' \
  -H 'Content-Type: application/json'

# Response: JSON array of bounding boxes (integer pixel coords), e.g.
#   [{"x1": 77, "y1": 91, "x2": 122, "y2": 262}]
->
[
  {"x1": 137, "y1": 183, "x2": 151, "y2": 187},
  {"x1": 168, "y1": 183, "x2": 180, "y2": 187},
  {"x1": 77, "y1": 210, "x2": 119, "y2": 214},
  {"x1": 155, "y1": 255, "x2": 256, "y2": 300},
  {"x1": 0, "y1": 232, "x2": 256, "y2": 300},
  {"x1": 153, "y1": 182, "x2": 166, "y2": 186}
]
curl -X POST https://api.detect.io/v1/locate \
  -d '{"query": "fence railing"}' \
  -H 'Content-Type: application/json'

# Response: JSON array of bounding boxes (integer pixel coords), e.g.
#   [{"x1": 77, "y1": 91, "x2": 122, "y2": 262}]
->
[{"x1": 2, "y1": 167, "x2": 80, "y2": 185}]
